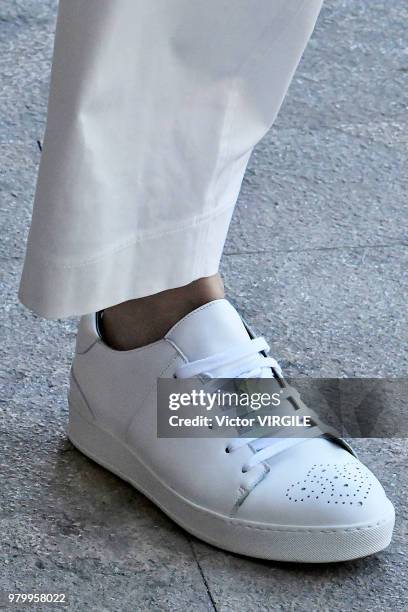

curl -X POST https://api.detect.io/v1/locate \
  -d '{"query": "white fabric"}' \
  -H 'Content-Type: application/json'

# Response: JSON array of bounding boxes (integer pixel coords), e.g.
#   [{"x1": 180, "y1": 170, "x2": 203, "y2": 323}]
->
[{"x1": 19, "y1": 0, "x2": 323, "y2": 318}]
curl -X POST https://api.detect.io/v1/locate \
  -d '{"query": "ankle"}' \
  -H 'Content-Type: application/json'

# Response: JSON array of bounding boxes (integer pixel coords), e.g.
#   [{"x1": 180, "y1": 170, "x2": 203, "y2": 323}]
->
[{"x1": 100, "y1": 274, "x2": 224, "y2": 350}]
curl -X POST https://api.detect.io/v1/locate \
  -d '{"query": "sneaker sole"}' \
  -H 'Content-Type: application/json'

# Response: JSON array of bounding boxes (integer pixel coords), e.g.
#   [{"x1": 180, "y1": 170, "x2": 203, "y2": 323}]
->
[{"x1": 68, "y1": 401, "x2": 395, "y2": 563}]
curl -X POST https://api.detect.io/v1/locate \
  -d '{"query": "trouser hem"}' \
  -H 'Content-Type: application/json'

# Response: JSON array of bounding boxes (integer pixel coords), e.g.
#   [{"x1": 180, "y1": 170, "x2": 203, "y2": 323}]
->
[{"x1": 18, "y1": 205, "x2": 234, "y2": 319}]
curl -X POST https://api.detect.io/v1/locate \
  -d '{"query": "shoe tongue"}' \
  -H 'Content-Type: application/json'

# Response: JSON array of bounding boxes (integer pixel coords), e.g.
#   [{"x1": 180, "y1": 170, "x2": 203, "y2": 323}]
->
[{"x1": 165, "y1": 299, "x2": 250, "y2": 362}]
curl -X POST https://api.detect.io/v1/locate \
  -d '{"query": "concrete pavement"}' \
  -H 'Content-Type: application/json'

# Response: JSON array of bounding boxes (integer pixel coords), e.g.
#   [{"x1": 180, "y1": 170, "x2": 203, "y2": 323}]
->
[{"x1": 1, "y1": 1, "x2": 407, "y2": 610}]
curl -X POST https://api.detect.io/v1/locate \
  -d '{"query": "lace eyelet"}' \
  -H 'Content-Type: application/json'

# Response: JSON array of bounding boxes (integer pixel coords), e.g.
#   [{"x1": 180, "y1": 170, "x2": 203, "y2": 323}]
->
[
  {"x1": 225, "y1": 447, "x2": 230, "y2": 454},
  {"x1": 241, "y1": 466, "x2": 248, "y2": 474}
]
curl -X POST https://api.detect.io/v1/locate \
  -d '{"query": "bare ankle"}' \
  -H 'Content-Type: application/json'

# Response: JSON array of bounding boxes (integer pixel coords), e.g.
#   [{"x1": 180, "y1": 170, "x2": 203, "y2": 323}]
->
[{"x1": 100, "y1": 274, "x2": 224, "y2": 350}]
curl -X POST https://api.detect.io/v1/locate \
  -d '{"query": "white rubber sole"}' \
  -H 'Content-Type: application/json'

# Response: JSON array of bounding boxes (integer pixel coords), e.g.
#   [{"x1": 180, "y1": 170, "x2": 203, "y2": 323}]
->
[{"x1": 68, "y1": 401, "x2": 395, "y2": 563}]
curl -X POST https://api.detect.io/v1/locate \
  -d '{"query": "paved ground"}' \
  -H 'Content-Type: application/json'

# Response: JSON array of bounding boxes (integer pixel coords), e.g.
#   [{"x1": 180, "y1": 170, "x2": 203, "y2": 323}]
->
[{"x1": 1, "y1": 1, "x2": 407, "y2": 610}]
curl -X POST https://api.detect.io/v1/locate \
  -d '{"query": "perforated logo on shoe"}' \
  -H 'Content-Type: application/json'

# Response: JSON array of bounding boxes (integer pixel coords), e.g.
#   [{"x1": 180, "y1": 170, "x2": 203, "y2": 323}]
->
[{"x1": 285, "y1": 462, "x2": 373, "y2": 507}]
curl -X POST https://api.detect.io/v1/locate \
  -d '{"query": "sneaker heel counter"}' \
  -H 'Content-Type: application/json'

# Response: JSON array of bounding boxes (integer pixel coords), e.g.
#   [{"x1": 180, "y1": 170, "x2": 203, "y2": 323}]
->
[
  {"x1": 69, "y1": 313, "x2": 98, "y2": 423},
  {"x1": 75, "y1": 313, "x2": 99, "y2": 355},
  {"x1": 68, "y1": 369, "x2": 95, "y2": 423}
]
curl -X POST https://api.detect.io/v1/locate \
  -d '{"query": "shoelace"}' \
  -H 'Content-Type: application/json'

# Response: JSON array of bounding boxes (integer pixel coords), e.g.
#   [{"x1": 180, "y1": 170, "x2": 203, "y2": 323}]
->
[
  {"x1": 175, "y1": 337, "x2": 323, "y2": 472},
  {"x1": 176, "y1": 337, "x2": 282, "y2": 379}
]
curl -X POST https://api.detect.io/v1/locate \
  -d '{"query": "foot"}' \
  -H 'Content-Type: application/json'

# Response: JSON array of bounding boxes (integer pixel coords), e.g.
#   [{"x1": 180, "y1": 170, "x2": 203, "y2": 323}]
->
[{"x1": 68, "y1": 299, "x2": 395, "y2": 562}]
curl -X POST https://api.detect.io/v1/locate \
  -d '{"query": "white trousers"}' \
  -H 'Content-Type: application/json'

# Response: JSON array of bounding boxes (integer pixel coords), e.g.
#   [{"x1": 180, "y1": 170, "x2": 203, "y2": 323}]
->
[{"x1": 19, "y1": 0, "x2": 323, "y2": 318}]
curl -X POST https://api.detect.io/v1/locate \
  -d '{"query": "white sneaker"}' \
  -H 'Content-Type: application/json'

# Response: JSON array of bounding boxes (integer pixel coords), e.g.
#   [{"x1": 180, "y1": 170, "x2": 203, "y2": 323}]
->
[{"x1": 68, "y1": 299, "x2": 395, "y2": 562}]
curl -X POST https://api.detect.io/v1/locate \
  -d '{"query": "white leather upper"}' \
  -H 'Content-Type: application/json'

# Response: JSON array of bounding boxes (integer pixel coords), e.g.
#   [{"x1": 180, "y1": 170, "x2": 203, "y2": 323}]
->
[{"x1": 71, "y1": 300, "x2": 392, "y2": 526}]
